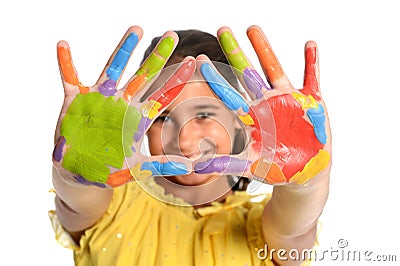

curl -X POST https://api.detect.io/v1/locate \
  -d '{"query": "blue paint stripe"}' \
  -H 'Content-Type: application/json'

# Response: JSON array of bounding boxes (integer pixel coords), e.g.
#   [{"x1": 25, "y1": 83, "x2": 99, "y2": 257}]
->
[
  {"x1": 307, "y1": 103, "x2": 327, "y2": 144},
  {"x1": 200, "y1": 63, "x2": 249, "y2": 113},
  {"x1": 162, "y1": 162, "x2": 188, "y2": 175},
  {"x1": 106, "y1": 33, "x2": 139, "y2": 81},
  {"x1": 141, "y1": 161, "x2": 188, "y2": 176}
]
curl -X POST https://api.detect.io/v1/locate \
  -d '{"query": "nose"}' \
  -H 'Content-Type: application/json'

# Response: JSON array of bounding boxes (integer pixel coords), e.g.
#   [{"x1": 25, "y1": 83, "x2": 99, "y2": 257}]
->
[{"x1": 178, "y1": 119, "x2": 201, "y2": 156}]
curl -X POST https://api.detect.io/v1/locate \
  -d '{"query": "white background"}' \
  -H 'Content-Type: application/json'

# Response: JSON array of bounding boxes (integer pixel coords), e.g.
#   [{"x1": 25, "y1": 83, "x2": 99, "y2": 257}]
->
[{"x1": 1, "y1": 0, "x2": 399, "y2": 265}]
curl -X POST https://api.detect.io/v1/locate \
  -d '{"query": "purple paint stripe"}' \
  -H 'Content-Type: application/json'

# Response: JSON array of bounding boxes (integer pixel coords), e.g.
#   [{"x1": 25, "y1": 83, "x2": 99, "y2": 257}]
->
[
  {"x1": 134, "y1": 117, "x2": 152, "y2": 142},
  {"x1": 74, "y1": 175, "x2": 107, "y2": 188},
  {"x1": 194, "y1": 156, "x2": 251, "y2": 174},
  {"x1": 98, "y1": 79, "x2": 117, "y2": 96},
  {"x1": 244, "y1": 68, "x2": 270, "y2": 99},
  {"x1": 53, "y1": 136, "x2": 66, "y2": 162}
]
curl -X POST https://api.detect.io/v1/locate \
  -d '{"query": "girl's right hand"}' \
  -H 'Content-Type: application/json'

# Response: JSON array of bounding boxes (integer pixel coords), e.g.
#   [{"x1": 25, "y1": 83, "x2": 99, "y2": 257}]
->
[{"x1": 52, "y1": 26, "x2": 196, "y2": 188}]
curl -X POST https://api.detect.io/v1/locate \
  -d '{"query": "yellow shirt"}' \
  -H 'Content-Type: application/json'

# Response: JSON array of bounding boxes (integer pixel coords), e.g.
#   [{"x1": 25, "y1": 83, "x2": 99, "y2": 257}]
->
[{"x1": 50, "y1": 177, "x2": 278, "y2": 265}]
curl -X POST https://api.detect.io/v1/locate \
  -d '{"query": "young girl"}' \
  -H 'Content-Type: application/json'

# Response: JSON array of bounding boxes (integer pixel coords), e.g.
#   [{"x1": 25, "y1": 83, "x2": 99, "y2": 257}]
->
[{"x1": 50, "y1": 25, "x2": 331, "y2": 265}]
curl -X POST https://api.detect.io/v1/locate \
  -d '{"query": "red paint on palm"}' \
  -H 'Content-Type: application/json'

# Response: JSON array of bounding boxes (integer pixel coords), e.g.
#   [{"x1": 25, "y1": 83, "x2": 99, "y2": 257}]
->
[
  {"x1": 268, "y1": 94, "x2": 323, "y2": 179},
  {"x1": 247, "y1": 108, "x2": 262, "y2": 151}
]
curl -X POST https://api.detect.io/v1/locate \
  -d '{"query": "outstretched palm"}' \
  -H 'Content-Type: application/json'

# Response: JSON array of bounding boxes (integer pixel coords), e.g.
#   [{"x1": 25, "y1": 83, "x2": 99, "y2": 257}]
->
[
  {"x1": 196, "y1": 26, "x2": 331, "y2": 185},
  {"x1": 53, "y1": 27, "x2": 196, "y2": 187}
]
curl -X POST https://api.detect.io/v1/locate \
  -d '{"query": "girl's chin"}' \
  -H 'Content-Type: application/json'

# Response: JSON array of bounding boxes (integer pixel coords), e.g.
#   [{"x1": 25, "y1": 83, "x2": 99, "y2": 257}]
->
[{"x1": 165, "y1": 173, "x2": 218, "y2": 186}]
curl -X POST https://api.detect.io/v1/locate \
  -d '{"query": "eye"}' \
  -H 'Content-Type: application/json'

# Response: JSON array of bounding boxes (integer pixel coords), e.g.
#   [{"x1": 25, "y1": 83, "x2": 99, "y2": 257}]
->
[
  {"x1": 154, "y1": 115, "x2": 172, "y2": 124},
  {"x1": 196, "y1": 112, "x2": 214, "y2": 119}
]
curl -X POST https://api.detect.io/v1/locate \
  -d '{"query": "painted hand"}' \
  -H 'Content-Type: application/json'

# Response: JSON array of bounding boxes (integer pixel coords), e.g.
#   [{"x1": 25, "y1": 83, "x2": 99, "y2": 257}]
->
[
  {"x1": 196, "y1": 26, "x2": 331, "y2": 185},
  {"x1": 52, "y1": 26, "x2": 196, "y2": 187}
]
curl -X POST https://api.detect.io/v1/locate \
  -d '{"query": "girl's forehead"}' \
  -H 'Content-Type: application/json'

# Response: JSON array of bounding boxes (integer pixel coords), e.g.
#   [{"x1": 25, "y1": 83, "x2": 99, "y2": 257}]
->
[{"x1": 165, "y1": 81, "x2": 220, "y2": 110}]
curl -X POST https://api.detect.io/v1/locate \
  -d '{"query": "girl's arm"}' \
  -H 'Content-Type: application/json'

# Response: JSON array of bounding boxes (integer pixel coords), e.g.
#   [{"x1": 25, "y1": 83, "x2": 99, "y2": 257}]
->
[
  {"x1": 52, "y1": 166, "x2": 113, "y2": 242},
  {"x1": 262, "y1": 170, "x2": 330, "y2": 265}
]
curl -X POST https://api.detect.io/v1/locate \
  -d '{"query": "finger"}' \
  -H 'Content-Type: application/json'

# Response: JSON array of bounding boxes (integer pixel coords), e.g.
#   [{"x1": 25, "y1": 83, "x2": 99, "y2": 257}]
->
[
  {"x1": 194, "y1": 154, "x2": 251, "y2": 177},
  {"x1": 141, "y1": 161, "x2": 189, "y2": 176},
  {"x1": 246, "y1": 25, "x2": 292, "y2": 89},
  {"x1": 148, "y1": 57, "x2": 196, "y2": 109},
  {"x1": 131, "y1": 57, "x2": 196, "y2": 143},
  {"x1": 123, "y1": 31, "x2": 179, "y2": 102},
  {"x1": 121, "y1": 155, "x2": 192, "y2": 186},
  {"x1": 106, "y1": 160, "x2": 190, "y2": 187},
  {"x1": 96, "y1": 26, "x2": 143, "y2": 96},
  {"x1": 197, "y1": 55, "x2": 249, "y2": 114},
  {"x1": 300, "y1": 41, "x2": 321, "y2": 100},
  {"x1": 57, "y1": 40, "x2": 89, "y2": 94},
  {"x1": 217, "y1": 26, "x2": 270, "y2": 100},
  {"x1": 106, "y1": 156, "x2": 190, "y2": 187},
  {"x1": 198, "y1": 55, "x2": 261, "y2": 131}
]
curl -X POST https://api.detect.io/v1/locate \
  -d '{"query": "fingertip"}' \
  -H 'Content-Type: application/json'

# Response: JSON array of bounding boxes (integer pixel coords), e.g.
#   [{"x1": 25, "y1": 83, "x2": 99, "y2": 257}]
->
[
  {"x1": 195, "y1": 54, "x2": 210, "y2": 62},
  {"x1": 127, "y1": 25, "x2": 143, "y2": 40},
  {"x1": 246, "y1": 25, "x2": 262, "y2": 36},
  {"x1": 304, "y1": 40, "x2": 319, "y2": 62},
  {"x1": 196, "y1": 54, "x2": 211, "y2": 66},
  {"x1": 57, "y1": 40, "x2": 69, "y2": 49},
  {"x1": 163, "y1": 30, "x2": 179, "y2": 44},
  {"x1": 217, "y1": 26, "x2": 232, "y2": 37},
  {"x1": 305, "y1": 40, "x2": 318, "y2": 49}
]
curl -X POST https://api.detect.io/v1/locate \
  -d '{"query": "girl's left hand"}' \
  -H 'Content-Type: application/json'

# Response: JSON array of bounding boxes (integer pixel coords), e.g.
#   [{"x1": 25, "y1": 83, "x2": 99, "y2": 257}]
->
[{"x1": 196, "y1": 26, "x2": 331, "y2": 186}]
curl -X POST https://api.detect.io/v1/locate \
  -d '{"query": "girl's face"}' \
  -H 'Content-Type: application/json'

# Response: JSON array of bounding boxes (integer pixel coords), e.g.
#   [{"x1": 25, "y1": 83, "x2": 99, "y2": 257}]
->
[{"x1": 146, "y1": 79, "x2": 241, "y2": 186}]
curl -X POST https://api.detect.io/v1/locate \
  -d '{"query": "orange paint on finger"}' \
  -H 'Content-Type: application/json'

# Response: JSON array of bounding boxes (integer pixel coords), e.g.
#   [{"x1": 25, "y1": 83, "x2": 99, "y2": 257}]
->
[
  {"x1": 124, "y1": 74, "x2": 146, "y2": 101},
  {"x1": 57, "y1": 46, "x2": 89, "y2": 94},
  {"x1": 106, "y1": 169, "x2": 132, "y2": 187},
  {"x1": 247, "y1": 29, "x2": 283, "y2": 82},
  {"x1": 78, "y1": 85, "x2": 89, "y2": 94},
  {"x1": 58, "y1": 46, "x2": 78, "y2": 86},
  {"x1": 251, "y1": 159, "x2": 286, "y2": 184}
]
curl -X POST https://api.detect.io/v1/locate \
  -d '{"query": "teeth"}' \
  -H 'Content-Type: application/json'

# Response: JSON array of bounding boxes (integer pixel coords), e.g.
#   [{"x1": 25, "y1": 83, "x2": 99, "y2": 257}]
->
[
  {"x1": 188, "y1": 153, "x2": 202, "y2": 160},
  {"x1": 185, "y1": 152, "x2": 203, "y2": 160}
]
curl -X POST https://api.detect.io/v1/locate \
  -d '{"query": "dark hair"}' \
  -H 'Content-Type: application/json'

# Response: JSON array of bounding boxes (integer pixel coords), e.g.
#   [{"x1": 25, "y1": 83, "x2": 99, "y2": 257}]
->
[{"x1": 142, "y1": 29, "x2": 249, "y2": 191}]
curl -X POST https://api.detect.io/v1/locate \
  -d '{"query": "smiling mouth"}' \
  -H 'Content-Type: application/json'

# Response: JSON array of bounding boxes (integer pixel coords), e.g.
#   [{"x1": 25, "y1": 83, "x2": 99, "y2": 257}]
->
[{"x1": 184, "y1": 150, "x2": 214, "y2": 160}]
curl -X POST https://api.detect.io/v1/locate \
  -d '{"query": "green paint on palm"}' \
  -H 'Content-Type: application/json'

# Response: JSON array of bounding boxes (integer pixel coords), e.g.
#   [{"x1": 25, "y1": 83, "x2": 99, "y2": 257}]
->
[{"x1": 61, "y1": 92, "x2": 140, "y2": 183}]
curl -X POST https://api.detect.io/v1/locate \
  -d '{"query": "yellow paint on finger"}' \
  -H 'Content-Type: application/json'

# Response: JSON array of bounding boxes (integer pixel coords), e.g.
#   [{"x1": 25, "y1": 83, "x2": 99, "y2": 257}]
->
[
  {"x1": 238, "y1": 114, "x2": 255, "y2": 125},
  {"x1": 292, "y1": 92, "x2": 318, "y2": 109},
  {"x1": 141, "y1": 100, "x2": 162, "y2": 119},
  {"x1": 130, "y1": 163, "x2": 152, "y2": 180},
  {"x1": 289, "y1": 149, "x2": 330, "y2": 184}
]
